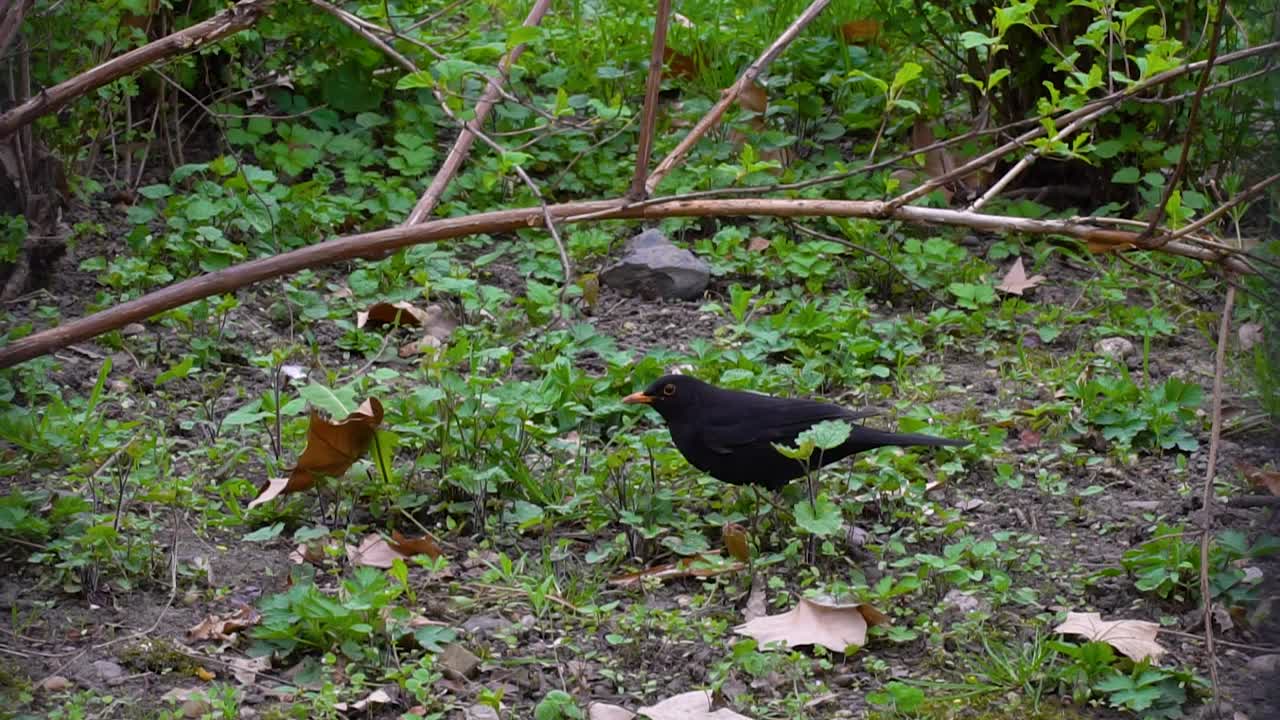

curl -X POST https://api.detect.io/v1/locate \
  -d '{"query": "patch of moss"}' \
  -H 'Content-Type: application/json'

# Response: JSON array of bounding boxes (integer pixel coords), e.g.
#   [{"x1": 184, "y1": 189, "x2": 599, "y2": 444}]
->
[{"x1": 118, "y1": 637, "x2": 201, "y2": 676}]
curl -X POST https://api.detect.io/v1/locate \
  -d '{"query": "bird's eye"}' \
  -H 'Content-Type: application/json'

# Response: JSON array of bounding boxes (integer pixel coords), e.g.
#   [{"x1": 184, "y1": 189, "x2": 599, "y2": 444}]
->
[{"x1": 662, "y1": 383, "x2": 677, "y2": 396}]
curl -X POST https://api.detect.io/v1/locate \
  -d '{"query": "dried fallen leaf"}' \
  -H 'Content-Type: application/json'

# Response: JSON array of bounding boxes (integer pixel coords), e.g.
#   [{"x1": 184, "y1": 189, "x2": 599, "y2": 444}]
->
[
  {"x1": 747, "y1": 236, "x2": 771, "y2": 253},
  {"x1": 38, "y1": 675, "x2": 72, "y2": 692},
  {"x1": 589, "y1": 703, "x2": 636, "y2": 720},
  {"x1": 249, "y1": 398, "x2": 384, "y2": 508},
  {"x1": 347, "y1": 530, "x2": 445, "y2": 568},
  {"x1": 186, "y1": 604, "x2": 261, "y2": 642},
  {"x1": 737, "y1": 81, "x2": 768, "y2": 115},
  {"x1": 996, "y1": 258, "x2": 1047, "y2": 295},
  {"x1": 734, "y1": 597, "x2": 888, "y2": 653},
  {"x1": 390, "y1": 529, "x2": 444, "y2": 559},
  {"x1": 335, "y1": 688, "x2": 395, "y2": 712},
  {"x1": 356, "y1": 301, "x2": 430, "y2": 329},
  {"x1": 744, "y1": 574, "x2": 767, "y2": 623},
  {"x1": 839, "y1": 19, "x2": 881, "y2": 45},
  {"x1": 608, "y1": 552, "x2": 745, "y2": 587},
  {"x1": 230, "y1": 656, "x2": 271, "y2": 686},
  {"x1": 1238, "y1": 463, "x2": 1280, "y2": 496},
  {"x1": 1238, "y1": 322, "x2": 1263, "y2": 352},
  {"x1": 722, "y1": 523, "x2": 751, "y2": 562},
  {"x1": 1052, "y1": 612, "x2": 1166, "y2": 662},
  {"x1": 638, "y1": 690, "x2": 752, "y2": 720},
  {"x1": 194, "y1": 667, "x2": 215, "y2": 682}
]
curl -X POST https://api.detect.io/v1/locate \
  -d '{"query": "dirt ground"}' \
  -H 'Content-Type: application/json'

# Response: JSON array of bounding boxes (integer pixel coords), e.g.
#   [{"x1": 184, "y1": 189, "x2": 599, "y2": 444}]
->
[{"x1": 1, "y1": 191, "x2": 1279, "y2": 720}]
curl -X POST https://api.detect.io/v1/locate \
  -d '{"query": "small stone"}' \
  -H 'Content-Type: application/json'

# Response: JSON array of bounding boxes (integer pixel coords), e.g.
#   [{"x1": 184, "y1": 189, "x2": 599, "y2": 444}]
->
[
  {"x1": 941, "y1": 589, "x2": 985, "y2": 616},
  {"x1": 122, "y1": 323, "x2": 145, "y2": 336},
  {"x1": 93, "y1": 659, "x2": 125, "y2": 684},
  {"x1": 1246, "y1": 654, "x2": 1279, "y2": 675},
  {"x1": 461, "y1": 615, "x2": 508, "y2": 636},
  {"x1": 181, "y1": 699, "x2": 211, "y2": 718},
  {"x1": 465, "y1": 703, "x2": 500, "y2": 720},
  {"x1": 39, "y1": 675, "x2": 72, "y2": 692},
  {"x1": 520, "y1": 614, "x2": 536, "y2": 629},
  {"x1": 440, "y1": 643, "x2": 481, "y2": 680},
  {"x1": 600, "y1": 229, "x2": 710, "y2": 301},
  {"x1": 1123, "y1": 501, "x2": 1161, "y2": 511},
  {"x1": 1093, "y1": 337, "x2": 1135, "y2": 362}
]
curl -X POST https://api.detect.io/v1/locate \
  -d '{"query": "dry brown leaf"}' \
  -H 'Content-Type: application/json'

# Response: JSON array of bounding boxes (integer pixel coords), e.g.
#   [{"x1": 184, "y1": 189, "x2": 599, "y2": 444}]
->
[
  {"x1": 996, "y1": 258, "x2": 1047, "y2": 295},
  {"x1": 1052, "y1": 612, "x2": 1166, "y2": 662},
  {"x1": 289, "y1": 541, "x2": 332, "y2": 565},
  {"x1": 230, "y1": 656, "x2": 271, "y2": 686},
  {"x1": 249, "y1": 398, "x2": 384, "y2": 508},
  {"x1": 194, "y1": 667, "x2": 215, "y2": 682},
  {"x1": 734, "y1": 597, "x2": 887, "y2": 653},
  {"x1": 744, "y1": 574, "x2": 767, "y2": 623},
  {"x1": 390, "y1": 529, "x2": 444, "y2": 559},
  {"x1": 399, "y1": 334, "x2": 442, "y2": 358},
  {"x1": 186, "y1": 604, "x2": 261, "y2": 642},
  {"x1": 335, "y1": 688, "x2": 394, "y2": 712},
  {"x1": 638, "y1": 690, "x2": 752, "y2": 720},
  {"x1": 737, "y1": 81, "x2": 768, "y2": 115},
  {"x1": 722, "y1": 523, "x2": 751, "y2": 562},
  {"x1": 662, "y1": 46, "x2": 700, "y2": 80},
  {"x1": 839, "y1": 19, "x2": 881, "y2": 45},
  {"x1": 608, "y1": 552, "x2": 745, "y2": 587},
  {"x1": 910, "y1": 120, "x2": 954, "y2": 204},
  {"x1": 346, "y1": 534, "x2": 402, "y2": 568},
  {"x1": 1238, "y1": 322, "x2": 1263, "y2": 352},
  {"x1": 1238, "y1": 464, "x2": 1280, "y2": 496},
  {"x1": 357, "y1": 301, "x2": 429, "y2": 329},
  {"x1": 347, "y1": 530, "x2": 445, "y2": 568},
  {"x1": 747, "y1": 236, "x2": 771, "y2": 253},
  {"x1": 589, "y1": 703, "x2": 636, "y2": 720}
]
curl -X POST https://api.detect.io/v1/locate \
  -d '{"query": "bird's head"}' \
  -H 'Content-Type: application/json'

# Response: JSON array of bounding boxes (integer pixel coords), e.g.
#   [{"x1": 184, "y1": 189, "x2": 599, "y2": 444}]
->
[{"x1": 622, "y1": 373, "x2": 707, "y2": 423}]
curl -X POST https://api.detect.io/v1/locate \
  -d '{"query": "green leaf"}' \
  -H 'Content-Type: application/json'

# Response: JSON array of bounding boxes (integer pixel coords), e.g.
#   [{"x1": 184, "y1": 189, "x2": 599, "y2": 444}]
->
[
  {"x1": 773, "y1": 437, "x2": 815, "y2": 461},
  {"x1": 298, "y1": 383, "x2": 356, "y2": 419},
  {"x1": 800, "y1": 419, "x2": 852, "y2": 451},
  {"x1": 396, "y1": 70, "x2": 435, "y2": 90},
  {"x1": 794, "y1": 494, "x2": 843, "y2": 537},
  {"x1": 155, "y1": 355, "x2": 196, "y2": 386},
  {"x1": 244, "y1": 522, "x2": 285, "y2": 542},
  {"x1": 507, "y1": 26, "x2": 542, "y2": 48},
  {"x1": 1112, "y1": 166, "x2": 1141, "y2": 183}
]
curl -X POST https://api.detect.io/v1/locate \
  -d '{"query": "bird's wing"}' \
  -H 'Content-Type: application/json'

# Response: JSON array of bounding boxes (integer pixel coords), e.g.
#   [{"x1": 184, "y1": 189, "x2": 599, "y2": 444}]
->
[{"x1": 699, "y1": 394, "x2": 877, "y2": 455}]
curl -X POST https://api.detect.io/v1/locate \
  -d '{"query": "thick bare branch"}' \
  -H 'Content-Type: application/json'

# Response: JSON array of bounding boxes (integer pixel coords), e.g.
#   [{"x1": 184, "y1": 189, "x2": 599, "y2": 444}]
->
[
  {"x1": 0, "y1": 196, "x2": 1250, "y2": 369},
  {"x1": 0, "y1": 0, "x2": 275, "y2": 141},
  {"x1": 628, "y1": 0, "x2": 672, "y2": 199},
  {"x1": 643, "y1": 0, "x2": 831, "y2": 194},
  {"x1": 402, "y1": 0, "x2": 553, "y2": 225}
]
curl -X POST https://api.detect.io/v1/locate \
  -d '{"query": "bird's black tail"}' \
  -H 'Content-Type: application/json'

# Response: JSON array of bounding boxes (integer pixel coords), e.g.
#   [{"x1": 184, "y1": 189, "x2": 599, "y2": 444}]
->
[{"x1": 845, "y1": 427, "x2": 968, "y2": 453}]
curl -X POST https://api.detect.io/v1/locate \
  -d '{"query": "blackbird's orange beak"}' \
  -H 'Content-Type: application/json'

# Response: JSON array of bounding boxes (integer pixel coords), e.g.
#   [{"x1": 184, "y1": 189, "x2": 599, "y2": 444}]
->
[{"x1": 622, "y1": 391, "x2": 654, "y2": 405}]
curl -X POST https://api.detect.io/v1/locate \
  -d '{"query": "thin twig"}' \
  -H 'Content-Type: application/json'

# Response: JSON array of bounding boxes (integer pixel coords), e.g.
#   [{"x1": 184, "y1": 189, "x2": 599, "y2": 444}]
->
[
  {"x1": 1198, "y1": 283, "x2": 1234, "y2": 714},
  {"x1": 403, "y1": 0, "x2": 552, "y2": 225},
  {"x1": 1142, "y1": 0, "x2": 1230, "y2": 243},
  {"x1": 792, "y1": 223, "x2": 955, "y2": 308},
  {"x1": 644, "y1": 0, "x2": 832, "y2": 194},
  {"x1": 629, "y1": 0, "x2": 672, "y2": 200}
]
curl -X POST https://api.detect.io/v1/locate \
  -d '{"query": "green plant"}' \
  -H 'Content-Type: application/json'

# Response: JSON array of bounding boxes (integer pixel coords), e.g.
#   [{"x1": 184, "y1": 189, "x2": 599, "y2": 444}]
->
[
  {"x1": 1067, "y1": 373, "x2": 1202, "y2": 452},
  {"x1": 1106, "y1": 523, "x2": 1277, "y2": 608}
]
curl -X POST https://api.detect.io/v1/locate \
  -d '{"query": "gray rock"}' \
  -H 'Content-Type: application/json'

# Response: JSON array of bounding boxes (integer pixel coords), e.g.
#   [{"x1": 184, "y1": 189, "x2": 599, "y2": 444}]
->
[
  {"x1": 1247, "y1": 654, "x2": 1280, "y2": 675},
  {"x1": 1094, "y1": 337, "x2": 1135, "y2": 362},
  {"x1": 601, "y1": 230, "x2": 710, "y2": 301},
  {"x1": 93, "y1": 659, "x2": 125, "y2": 684}
]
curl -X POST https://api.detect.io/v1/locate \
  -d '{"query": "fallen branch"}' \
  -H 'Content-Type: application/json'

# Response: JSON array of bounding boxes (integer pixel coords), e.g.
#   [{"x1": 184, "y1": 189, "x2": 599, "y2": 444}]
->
[
  {"x1": 0, "y1": 0, "x2": 276, "y2": 141},
  {"x1": 643, "y1": 0, "x2": 832, "y2": 194},
  {"x1": 0, "y1": 196, "x2": 1250, "y2": 369}
]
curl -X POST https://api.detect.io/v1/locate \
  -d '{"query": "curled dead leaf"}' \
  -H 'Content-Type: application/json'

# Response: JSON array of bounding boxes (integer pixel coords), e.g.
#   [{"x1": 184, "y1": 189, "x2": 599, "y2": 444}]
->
[
  {"x1": 1052, "y1": 611, "x2": 1166, "y2": 662},
  {"x1": 722, "y1": 523, "x2": 751, "y2": 562},
  {"x1": 1238, "y1": 463, "x2": 1280, "y2": 496},
  {"x1": 734, "y1": 596, "x2": 888, "y2": 653},
  {"x1": 390, "y1": 529, "x2": 444, "y2": 559},
  {"x1": 186, "y1": 604, "x2": 261, "y2": 642},
  {"x1": 249, "y1": 398, "x2": 384, "y2": 508},
  {"x1": 1238, "y1": 322, "x2": 1263, "y2": 352},
  {"x1": 348, "y1": 530, "x2": 445, "y2": 568}
]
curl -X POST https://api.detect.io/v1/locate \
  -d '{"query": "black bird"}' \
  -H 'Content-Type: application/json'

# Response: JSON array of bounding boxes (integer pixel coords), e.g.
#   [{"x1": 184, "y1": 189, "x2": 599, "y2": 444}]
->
[{"x1": 623, "y1": 374, "x2": 966, "y2": 491}]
